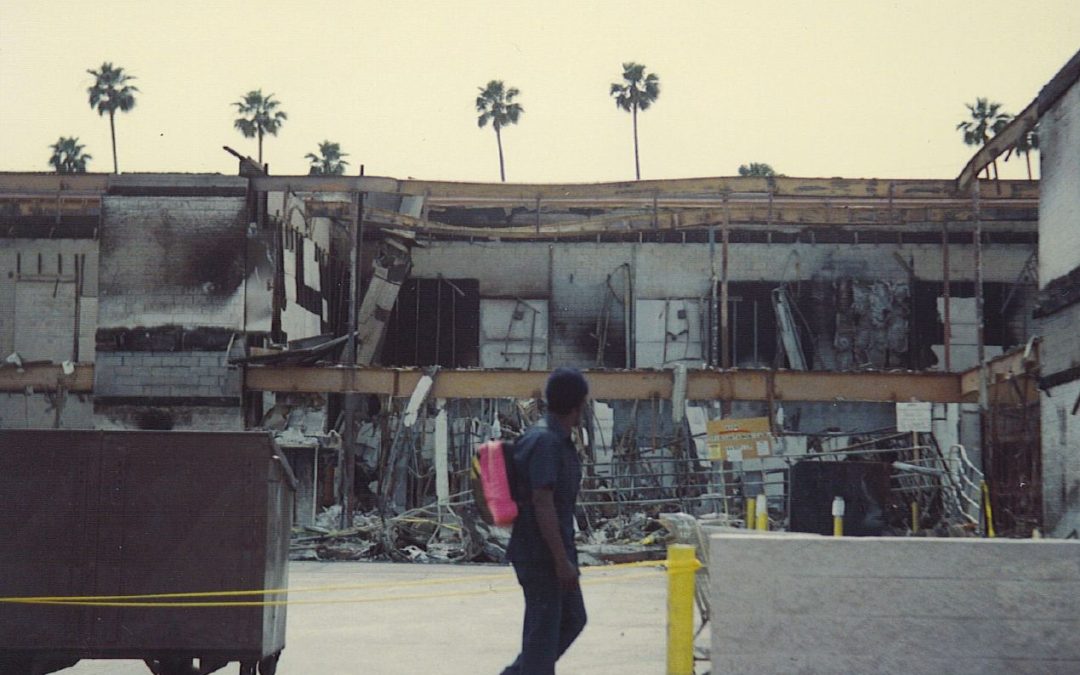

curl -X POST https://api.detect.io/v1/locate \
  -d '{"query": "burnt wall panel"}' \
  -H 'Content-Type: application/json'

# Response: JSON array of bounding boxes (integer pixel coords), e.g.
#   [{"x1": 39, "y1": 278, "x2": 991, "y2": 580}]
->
[
  {"x1": 98, "y1": 195, "x2": 248, "y2": 329},
  {"x1": 551, "y1": 244, "x2": 631, "y2": 368}
]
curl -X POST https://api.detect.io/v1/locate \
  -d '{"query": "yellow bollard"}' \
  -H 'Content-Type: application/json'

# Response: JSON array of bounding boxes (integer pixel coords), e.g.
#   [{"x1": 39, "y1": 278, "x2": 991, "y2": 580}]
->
[
  {"x1": 745, "y1": 496, "x2": 756, "y2": 530},
  {"x1": 666, "y1": 544, "x2": 703, "y2": 675},
  {"x1": 911, "y1": 501, "x2": 919, "y2": 535},
  {"x1": 832, "y1": 496, "x2": 845, "y2": 537},
  {"x1": 755, "y1": 495, "x2": 768, "y2": 531},
  {"x1": 981, "y1": 481, "x2": 996, "y2": 538}
]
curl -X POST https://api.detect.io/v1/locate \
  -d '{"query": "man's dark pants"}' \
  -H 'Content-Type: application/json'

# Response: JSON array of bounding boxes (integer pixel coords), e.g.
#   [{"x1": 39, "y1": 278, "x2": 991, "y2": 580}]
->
[{"x1": 500, "y1": 562, "x2": 587, "y2": 675}]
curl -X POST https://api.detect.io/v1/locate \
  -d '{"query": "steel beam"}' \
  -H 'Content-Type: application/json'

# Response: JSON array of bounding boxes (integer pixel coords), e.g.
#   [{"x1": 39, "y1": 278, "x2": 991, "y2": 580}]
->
[
  {"x1": 956, "y1": 100, "x2": 1039, "y2": 191},
  {"x1": 250, "y1": 175, "x2": 1039, "y2": 202},
  {"x1": 244, "y1": 366, "x2": 963, "y2": 403},
  {"x1": 363, "y1": 204, "x2": 1034, "y2": 241},
  {"x1": 0, "y1": 363, "x2": 94, "y2": 393},
  {"x1": 0, "y1": 362, "x2": 966, "y2": 403}
]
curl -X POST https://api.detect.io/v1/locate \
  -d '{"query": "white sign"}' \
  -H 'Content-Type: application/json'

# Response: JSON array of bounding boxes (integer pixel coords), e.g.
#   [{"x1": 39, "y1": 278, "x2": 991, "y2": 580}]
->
[{"x1": 896, "y1": 402, "x2": 932, "y2": 433}]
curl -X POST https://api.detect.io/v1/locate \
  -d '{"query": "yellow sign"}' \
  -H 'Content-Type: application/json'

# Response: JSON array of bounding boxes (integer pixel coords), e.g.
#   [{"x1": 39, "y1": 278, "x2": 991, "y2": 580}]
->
[{"x1": 707, "y1": 417, "x2": 773, "y2": 462}]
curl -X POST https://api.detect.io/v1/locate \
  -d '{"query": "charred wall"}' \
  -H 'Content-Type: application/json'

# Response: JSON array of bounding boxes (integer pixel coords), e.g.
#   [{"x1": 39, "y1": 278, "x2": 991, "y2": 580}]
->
[{"x1": 93, "y1": 186, "x2": 251, "y2": 430}]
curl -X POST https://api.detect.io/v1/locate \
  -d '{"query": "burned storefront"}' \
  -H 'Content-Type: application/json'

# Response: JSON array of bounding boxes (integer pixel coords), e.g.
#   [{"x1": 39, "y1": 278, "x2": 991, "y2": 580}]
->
[{"x1": 0, "y1": 169, "x2": 1045, "y2": 560}]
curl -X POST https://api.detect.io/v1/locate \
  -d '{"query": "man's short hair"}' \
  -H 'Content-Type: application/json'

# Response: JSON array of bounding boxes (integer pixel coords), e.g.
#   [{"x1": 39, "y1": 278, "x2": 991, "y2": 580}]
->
[{"x1": 545, "y1": 367, "x2": 589, "y2": 414}]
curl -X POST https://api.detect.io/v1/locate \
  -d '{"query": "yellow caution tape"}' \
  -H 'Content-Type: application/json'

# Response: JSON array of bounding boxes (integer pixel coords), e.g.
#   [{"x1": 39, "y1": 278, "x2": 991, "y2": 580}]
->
[
  {"x1": 0, "y1": 560, "x2": 665, "y2": 608},
  {"x1": 1, "y1": 569, "x2": 660, "y2": 609}
]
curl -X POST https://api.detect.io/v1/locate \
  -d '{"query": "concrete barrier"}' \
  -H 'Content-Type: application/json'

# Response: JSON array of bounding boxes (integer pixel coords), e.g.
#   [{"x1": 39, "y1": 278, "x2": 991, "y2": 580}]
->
[{"x1": 709, "y1": 534, "x2": 1080, "y2": 674}]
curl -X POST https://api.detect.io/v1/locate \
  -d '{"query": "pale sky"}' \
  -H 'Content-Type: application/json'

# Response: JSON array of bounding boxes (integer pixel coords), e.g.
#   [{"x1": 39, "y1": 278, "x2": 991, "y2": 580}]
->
[{"x1": 2, "y1": 1, "x2": 1078, "y2": 182}]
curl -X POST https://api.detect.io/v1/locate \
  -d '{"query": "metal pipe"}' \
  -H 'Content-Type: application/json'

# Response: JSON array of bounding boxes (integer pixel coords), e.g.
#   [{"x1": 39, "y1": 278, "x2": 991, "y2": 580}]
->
[
  {"x1": 720, "y1": 203, "x2": 730, "y2": 369},
  {"x1": 973, "y1": 182, "x2": 991, "y2": 521},
  {"x1": 943, "y1": 221, "x2": 951, "y2": 372},
  {"x1": 340, "y1": 190, "x2": 364, "y2": 529}
]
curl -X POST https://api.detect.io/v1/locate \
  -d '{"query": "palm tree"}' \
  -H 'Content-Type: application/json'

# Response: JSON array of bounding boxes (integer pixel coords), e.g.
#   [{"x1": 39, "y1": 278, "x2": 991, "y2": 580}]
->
[
  {"x1": 86, "y1": 62, "x2": 138, "y2": 174},
  {"x1": 738, "y1": 163, "x2": 777, "y2": 177},
  {"x1": 48, "y1": 137, "x2": 92, "y2": 174},
  {"x1": 1012, "y1": 127, "x2": 1039, "y2": 181},
  {"x1": 233, "y1": 90, "x2": 288, "y2": 165},
  {"x1": 610, "y1": 62, "x2": 660, "y2": 180},
  {"x1": 475, "y1": 80, "x2": 523, "y2": 182},
  {"x1": 306, "y1": 141, "x2": 350, "y2": 175},
  {"x1": 957, "y1": 98, "x2": 1012, "y2": 180}
]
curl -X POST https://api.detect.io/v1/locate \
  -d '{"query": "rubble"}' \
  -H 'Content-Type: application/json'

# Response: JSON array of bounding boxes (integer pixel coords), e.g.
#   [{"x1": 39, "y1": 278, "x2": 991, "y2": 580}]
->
[{"x1": 291, "y1": 501, "x2": 676, "y2": 565}]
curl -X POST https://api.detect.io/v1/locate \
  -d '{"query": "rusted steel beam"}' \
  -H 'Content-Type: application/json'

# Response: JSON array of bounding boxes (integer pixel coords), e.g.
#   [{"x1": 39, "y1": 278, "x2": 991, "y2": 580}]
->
[
  {"x1": 0, "y1": 363, "x2": 94, "y2": 392},
  {"x1": 956, "y1": 100, "x2": 1039, "y2": 192},
  {"x1": 244, "y1": 366, "x2": 963, "y2": 402}
]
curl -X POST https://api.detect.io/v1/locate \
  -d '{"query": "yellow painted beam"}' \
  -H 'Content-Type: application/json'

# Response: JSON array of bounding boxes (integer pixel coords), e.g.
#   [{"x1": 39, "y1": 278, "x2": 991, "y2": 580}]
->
[
  {"x1": 0, "y1": 363, "x2": 94, "y2": 393},
  {"x1": 244, "y1": 366, "x2": 964, "y2": 402}
]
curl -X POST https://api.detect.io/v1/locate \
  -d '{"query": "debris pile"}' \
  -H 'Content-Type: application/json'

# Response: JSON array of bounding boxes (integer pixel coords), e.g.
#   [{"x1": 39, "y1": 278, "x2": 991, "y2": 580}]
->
[{"x1": 290, "y1": 504, "x2": 669, "y2": 564}]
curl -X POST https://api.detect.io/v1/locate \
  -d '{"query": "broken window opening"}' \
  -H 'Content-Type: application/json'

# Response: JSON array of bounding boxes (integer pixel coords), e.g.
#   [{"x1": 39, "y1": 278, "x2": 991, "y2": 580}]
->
[
  {"x1": 913, "y1": 281, "x2": 1031, "y2": 371},
  {"x1": 383, "y1": 278, "x2": 480, "y2": 368},
  {"x1": 723, "y1": 282, "x2": 779, "y2": 369}
]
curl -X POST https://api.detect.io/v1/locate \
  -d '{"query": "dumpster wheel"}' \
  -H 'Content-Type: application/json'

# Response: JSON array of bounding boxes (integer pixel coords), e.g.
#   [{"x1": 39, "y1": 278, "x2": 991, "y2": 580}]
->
[
  {"x1": 239, "y1": 652, "x2": 279, "y2": 675},
  {"x1": 258, "y1": 652, "x2": 280, "y2": 675}
]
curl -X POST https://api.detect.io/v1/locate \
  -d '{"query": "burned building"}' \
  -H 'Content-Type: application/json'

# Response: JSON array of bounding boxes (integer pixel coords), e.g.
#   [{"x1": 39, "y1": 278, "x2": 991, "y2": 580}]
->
[
  {"x1": 1032, "y1": 51, "x2": 1080, "y2": 537},
  {"x1": 0, "y1": 160, "x2": 1046, "y2": 541}
]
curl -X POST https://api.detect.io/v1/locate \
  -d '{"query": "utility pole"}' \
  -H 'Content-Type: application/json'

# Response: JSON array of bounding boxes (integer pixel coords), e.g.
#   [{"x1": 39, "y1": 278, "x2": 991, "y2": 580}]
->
[{"x1": 340, "y1": 189, "x2": 365, "y2": 529}]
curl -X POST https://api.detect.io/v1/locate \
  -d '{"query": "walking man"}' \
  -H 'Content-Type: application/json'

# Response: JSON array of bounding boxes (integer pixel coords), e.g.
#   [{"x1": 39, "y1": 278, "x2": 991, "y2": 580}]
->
[{"x1": 501, "y1": 367, "x2": 589, "y2": 675}]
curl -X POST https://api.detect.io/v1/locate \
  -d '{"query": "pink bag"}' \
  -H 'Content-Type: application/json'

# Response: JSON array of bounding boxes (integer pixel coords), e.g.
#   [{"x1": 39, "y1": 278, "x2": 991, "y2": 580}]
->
[{"x1": 471, "y1": 440, "x2": 518, "y2": 526}]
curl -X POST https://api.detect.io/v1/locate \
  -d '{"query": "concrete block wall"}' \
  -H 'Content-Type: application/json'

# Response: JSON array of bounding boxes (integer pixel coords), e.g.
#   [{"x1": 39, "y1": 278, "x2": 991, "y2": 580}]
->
[
  {"x1": 98, "y1": 196, "x2": 247, "y2": 329},
  {"x1": 93, "y1": 404, "x2": 242, "y2": 431},
  {"x1": 94, "y1": 351, "x2": 240, "y2": 399},
  {"x1": 0, "y1": 239, "x2": 98, "y2": 361},
  {"x1": 0, "y1": 392, "x2": 94, "y2": 429},
  {"x1": 710, "y1": 534, "x2": 1080, "y2": 674},
  {"x1": 1039, "y1": 81, "x2": 1080, "y2": 286}
]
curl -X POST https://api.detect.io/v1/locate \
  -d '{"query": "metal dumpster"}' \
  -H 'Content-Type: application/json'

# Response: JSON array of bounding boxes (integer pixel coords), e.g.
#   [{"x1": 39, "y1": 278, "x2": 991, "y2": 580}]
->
[{"x1": 0, "y1": 430, "x2": 295, "y2": 675}]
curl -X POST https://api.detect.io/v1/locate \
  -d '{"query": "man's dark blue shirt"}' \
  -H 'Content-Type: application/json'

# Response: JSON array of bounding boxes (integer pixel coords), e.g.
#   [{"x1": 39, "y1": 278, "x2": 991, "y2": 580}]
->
[{"x1": 506, "y1": 413, "x2": 581, "y2": 566}]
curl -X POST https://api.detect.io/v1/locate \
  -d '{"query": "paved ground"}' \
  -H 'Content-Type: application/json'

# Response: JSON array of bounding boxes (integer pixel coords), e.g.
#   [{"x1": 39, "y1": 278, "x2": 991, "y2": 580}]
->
[{"x1": 64, "y1": 560, "x2": 707, "y2": 674}]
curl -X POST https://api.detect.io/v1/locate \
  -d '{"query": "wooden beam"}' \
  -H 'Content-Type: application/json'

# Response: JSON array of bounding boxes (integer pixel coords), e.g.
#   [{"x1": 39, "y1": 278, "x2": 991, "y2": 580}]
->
[
  {"x1": 0, "y1": 363, "x2": 94, "y2": 393},
  {"x1": 244, "y1": 366, "x2": 963, "y2": 403}
]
